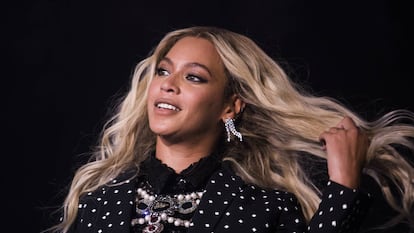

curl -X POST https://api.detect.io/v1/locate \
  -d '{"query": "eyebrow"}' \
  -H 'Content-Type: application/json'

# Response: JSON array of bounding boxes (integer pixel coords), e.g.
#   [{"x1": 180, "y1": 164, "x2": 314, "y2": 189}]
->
[{"x1": 160, "y1": 57, "x2": 213, "y2": 77}]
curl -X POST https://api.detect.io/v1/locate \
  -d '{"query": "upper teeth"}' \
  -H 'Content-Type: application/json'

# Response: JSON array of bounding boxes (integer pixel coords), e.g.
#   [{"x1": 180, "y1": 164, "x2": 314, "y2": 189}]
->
[{"x1": 157, "y1": 103, "x2": 180, "y2": 111}]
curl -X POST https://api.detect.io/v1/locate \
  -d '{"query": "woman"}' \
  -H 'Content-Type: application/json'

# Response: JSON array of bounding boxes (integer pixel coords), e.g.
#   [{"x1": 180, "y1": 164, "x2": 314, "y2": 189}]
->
[{"x1": 49, "y1": 26, "x2": 414, "y2": 233}]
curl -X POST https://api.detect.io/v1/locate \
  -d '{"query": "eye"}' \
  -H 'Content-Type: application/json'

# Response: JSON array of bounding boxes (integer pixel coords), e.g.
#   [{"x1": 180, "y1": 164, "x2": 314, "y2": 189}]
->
[
  {"x1": 156, "y1": 67, "x2": 169, "y2": 77},
  {"x1": 186, "y1": 74, "x2": 207, "y2": 83}
]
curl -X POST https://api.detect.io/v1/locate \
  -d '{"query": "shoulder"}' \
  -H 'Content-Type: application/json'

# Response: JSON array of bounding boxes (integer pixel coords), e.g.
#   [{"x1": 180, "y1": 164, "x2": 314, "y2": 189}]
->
[
  {"x1": 79, "y1": 168, "x2": 138, "y2": 202},
  {"x1": 193, "y1": 163, "x2": 306, "y2": 232},
  {"x1": 73, "y1": 169, "x2": 138, "y2": 232},
  {"x1": 216, "y1": 162, "x2": 301, "y2": 209},
  {"x1": 243, "y1": 182, "x2": 301, "y2": 211}
]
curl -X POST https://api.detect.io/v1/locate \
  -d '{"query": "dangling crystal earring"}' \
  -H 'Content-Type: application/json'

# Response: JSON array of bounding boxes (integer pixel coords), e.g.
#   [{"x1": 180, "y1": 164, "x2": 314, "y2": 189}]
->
[{"x1": 225, "y1": 118, "x2": 243, "y2": 142}]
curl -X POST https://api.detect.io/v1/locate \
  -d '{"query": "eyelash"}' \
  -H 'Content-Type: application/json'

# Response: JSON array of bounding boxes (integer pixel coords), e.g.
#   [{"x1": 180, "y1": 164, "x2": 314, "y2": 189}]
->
[{"x1": 155, "y1": 67, "x2": 207, "y2": 83}]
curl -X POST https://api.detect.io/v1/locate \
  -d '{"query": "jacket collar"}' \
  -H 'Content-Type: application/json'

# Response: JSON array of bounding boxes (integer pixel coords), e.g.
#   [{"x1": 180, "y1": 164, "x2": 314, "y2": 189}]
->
[{"x1": 138, "y1": 151, "x2": 222, "y2": 194}]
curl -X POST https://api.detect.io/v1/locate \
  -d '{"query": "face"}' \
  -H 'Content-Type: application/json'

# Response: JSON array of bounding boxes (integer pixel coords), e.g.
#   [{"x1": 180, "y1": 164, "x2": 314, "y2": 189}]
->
[{"x1": 147, "y1": 37, "x2": 230, "y2": 144}]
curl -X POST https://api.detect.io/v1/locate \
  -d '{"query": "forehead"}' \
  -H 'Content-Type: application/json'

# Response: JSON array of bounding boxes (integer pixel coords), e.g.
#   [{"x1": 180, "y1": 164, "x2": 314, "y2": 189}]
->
[{"x1": 165, "y1": 37, "x2": 224, "y2": 70}]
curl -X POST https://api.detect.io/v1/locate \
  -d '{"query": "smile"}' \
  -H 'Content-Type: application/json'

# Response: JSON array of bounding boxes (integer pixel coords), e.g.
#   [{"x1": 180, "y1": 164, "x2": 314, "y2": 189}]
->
[{"x1": 156, "y1": 103, "x2": 181, "y2": 111}]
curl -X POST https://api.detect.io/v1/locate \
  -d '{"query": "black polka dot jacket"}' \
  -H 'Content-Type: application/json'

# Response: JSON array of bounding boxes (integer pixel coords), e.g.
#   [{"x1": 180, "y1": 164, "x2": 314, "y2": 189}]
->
[{"x1": 68, "y1": 163, "x2": 370, "y2": 233}]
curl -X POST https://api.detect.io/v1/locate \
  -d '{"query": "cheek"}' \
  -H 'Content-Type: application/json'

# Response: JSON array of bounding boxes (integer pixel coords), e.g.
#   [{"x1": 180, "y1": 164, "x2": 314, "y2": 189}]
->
[
  {"x1": 190, "y1": 91, "x2": 225, "y2": 114},
  {"x1": 147, "y1": 81, "x2": 158, "y2": 100}
]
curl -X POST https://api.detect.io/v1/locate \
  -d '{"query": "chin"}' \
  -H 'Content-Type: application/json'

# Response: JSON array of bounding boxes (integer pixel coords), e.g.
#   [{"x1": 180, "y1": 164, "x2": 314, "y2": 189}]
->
[{"x1": 149, "y1": 126, "x2": 173, "y2": 136}]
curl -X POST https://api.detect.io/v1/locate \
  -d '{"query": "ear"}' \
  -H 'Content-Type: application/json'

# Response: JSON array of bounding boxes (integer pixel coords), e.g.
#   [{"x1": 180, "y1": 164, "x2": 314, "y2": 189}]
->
[{"x1": 221, "y1": 94, "x2": 245, "y2": 122}]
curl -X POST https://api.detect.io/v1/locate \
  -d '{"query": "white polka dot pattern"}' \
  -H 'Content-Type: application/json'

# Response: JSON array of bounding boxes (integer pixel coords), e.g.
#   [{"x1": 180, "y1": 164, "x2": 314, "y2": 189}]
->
[
  {"x1": 190, "y1": 165, "x2": 307, "y2": 232},
  {"x1": 307, "y1": 180, "x2": 371, "y2": 233},
  {"x1": 66, "y1": 167, "x2": 370, "y2": 233},
  {"x1": 67, "y1": 171, "x2": 137, "y2": 233}
]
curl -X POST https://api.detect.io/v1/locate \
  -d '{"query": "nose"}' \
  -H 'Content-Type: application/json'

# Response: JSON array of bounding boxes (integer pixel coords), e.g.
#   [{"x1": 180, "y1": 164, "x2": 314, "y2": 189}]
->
[{"x1": 160, "y1": 74, "x2": 180, "y2": 94}]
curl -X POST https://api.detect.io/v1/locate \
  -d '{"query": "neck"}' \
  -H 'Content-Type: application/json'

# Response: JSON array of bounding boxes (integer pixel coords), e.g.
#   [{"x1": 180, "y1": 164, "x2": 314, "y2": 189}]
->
[{"x1": 155, "y1": 137, "x2": 217, "y2": 173}]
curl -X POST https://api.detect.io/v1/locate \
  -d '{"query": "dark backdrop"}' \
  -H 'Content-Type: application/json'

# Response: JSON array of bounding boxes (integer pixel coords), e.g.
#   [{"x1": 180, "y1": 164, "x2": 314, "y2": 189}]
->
[{"x1": 5, "y1": 1, "x2": 413, "y2": 232}]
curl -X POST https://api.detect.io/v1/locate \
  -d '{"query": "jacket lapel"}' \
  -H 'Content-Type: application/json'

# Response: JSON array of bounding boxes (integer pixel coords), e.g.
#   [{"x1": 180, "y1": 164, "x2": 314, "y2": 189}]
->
[{"x1": 189, "y1": 164, "x2": 245, "y2": 232}]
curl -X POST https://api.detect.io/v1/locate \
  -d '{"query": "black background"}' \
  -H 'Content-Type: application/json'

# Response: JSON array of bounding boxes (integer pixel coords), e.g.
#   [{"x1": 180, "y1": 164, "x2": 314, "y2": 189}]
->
[{"x1": 4, "y1": 1, "x2": 413, "y2": 232}]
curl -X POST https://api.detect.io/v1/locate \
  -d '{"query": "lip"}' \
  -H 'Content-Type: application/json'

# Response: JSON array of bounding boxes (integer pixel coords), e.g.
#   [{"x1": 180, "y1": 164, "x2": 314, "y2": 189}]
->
[{"x1": 153, "y1": 98, "x2": 181, "y2": 112}]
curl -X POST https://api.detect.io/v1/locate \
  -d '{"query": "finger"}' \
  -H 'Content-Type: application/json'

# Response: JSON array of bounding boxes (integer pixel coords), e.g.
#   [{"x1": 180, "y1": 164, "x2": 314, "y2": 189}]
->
[
  {"x1": 337, "y1": 116, "x2": 357, "y2": 130},
  {"x1": 328, "y1": 127, "x2": 344, "y2": 133}
]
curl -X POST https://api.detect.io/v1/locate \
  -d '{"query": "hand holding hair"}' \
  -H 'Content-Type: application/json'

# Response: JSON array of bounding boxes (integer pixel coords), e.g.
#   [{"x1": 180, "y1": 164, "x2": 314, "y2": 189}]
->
[{"x1": 319, "y1": 116, "x2": 369, "y2": 189}]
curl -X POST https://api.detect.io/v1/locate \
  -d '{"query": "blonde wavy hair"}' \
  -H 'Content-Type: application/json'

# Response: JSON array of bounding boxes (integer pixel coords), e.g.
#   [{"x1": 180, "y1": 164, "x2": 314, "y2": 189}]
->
[{"x1": 50, "y1": 26, "x2": 414, "y2": 232}]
